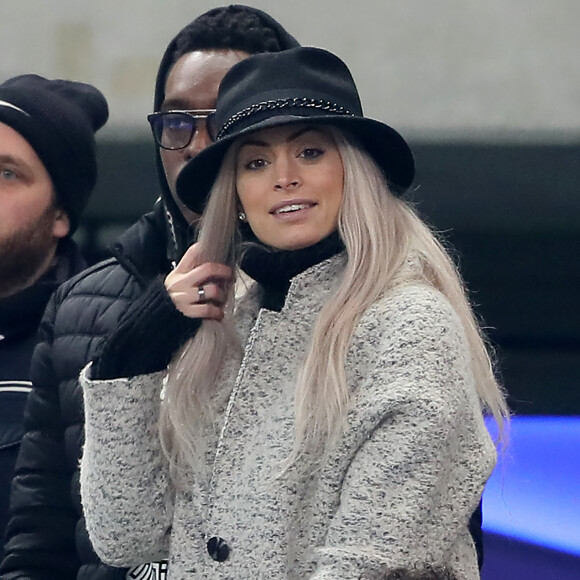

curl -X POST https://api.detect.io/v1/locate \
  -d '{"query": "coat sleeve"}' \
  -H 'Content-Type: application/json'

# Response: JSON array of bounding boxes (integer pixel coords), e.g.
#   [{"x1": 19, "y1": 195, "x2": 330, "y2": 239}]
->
[
  {"x1": 79, "y1": 367, "x2": 173, "y2": 566},
  {"x1": 92, "y1": 276, "x2": 200, "y2": 380},
  {"x1": 0, "y1": 292, "x2": 82, "y2": 580},
  {"x1": 310, "y1": 287, "x2": 497, "y2": 580}
]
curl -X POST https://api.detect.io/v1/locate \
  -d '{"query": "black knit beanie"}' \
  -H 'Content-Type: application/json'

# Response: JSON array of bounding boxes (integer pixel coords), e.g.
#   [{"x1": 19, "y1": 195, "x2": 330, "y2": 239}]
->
[{"x1": 0, "y1": 74, "x2": 109, "y2": 233}]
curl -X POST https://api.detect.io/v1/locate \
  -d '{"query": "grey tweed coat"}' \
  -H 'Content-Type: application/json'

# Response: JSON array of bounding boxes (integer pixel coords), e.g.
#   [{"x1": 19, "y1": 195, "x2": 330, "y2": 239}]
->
[{"x1": 80, "y1": 254, "x2": 496, "y2": 579}]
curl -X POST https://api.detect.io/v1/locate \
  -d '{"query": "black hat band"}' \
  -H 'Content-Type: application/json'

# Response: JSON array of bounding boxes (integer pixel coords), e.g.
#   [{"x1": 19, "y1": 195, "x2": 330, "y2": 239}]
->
[{"x1": 217, "y1": 97, "x2": 354, "y2": 139}]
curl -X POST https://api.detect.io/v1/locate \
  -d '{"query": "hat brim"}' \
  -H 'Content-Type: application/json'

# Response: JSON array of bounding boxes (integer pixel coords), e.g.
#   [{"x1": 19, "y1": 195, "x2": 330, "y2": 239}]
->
[{"x1": 176, "y1": 114, "x2": 415, "y2": 215}]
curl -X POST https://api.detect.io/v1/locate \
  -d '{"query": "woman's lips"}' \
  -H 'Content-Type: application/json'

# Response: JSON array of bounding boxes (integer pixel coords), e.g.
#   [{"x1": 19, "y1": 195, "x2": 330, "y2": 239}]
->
[{"x1": 270, "y1": 200, "x2": 316, "y2": 216}]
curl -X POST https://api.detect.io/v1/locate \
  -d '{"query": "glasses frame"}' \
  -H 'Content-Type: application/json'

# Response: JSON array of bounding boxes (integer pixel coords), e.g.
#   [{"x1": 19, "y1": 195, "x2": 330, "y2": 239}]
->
[{"x1": 147, "y1": 109, "x2": 217, "y2": 150}]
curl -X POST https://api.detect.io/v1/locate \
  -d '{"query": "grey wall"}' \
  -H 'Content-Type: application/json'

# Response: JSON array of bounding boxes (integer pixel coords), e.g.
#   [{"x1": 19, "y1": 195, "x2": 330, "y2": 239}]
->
[{"x1": 2, "y1": 0, "x2": 579, "y2": 138}]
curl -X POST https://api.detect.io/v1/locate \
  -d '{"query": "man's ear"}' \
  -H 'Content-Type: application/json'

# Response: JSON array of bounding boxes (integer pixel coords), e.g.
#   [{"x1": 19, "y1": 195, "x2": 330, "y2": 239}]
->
[{"x1": 52, "y1": 208, "x2": 70, "y2": 239}]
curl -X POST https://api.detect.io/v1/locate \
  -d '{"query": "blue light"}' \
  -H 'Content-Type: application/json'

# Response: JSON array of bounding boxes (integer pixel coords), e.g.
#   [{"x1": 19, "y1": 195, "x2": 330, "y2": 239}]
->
[{"x1": 483, "y1": 416, "x2": 580, "y2": 556}]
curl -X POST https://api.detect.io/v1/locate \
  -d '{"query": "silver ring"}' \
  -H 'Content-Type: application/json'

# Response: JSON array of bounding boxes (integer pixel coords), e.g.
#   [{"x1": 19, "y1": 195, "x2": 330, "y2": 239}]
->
[{"x1": 197, "y1": 286, "x2": 206, "y2": 301}]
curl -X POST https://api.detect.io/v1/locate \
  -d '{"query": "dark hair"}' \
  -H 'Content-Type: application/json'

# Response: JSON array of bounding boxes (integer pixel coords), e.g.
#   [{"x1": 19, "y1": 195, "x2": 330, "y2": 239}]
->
[{"x1": 169, "y1": 5, "x2": 295, "y2": 67}]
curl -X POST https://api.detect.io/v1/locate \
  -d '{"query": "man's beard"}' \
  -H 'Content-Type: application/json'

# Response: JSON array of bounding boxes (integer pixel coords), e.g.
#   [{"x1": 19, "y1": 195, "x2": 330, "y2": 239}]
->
[{"x1": 0, "y1": 207, "x2": 59, "y2": 298}]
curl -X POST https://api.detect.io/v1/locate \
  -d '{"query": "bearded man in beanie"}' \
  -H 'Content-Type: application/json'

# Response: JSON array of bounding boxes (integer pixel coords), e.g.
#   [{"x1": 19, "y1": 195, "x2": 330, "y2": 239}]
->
[
  {"x1": 0, "y1": 75, "x2": 108, "y2": 556},
  {"x1": 0, "y1": 6, "x2": 299, "y2": 580}
]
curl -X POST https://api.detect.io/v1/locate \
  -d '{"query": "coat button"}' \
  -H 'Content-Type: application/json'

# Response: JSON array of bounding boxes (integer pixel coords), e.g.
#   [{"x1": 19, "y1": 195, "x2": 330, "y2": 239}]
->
[{"x1": 207, "y1": 536, "x2": 230, "y2": 562}]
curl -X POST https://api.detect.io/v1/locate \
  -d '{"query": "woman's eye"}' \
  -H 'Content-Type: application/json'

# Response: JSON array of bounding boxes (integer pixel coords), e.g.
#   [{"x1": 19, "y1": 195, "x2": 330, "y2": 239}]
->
[
  {"x1": 245, "y1": 158, "x2": 267, "y2": 170},
  {"x1": 300, "y1": 148, "x2": 323, "y2": 160}
]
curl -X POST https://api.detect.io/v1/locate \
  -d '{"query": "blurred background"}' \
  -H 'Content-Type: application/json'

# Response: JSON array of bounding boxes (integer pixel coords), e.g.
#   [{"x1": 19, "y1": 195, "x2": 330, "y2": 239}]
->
[{"x1": 2, "y1": 1, "x2": 578, "y2": 577}]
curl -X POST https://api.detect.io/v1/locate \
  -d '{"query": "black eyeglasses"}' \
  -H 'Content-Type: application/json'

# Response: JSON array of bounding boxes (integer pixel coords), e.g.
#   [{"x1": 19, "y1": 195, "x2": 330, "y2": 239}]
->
[{"x1": 147, "y1": 109, "x2": 217, "y2": 150}]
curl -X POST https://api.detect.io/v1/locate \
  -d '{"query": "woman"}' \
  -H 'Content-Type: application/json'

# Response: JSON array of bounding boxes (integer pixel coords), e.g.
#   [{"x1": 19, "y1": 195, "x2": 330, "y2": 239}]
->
[{"x1": 80, "y1": 47, "x2": 508, "y2": 579}]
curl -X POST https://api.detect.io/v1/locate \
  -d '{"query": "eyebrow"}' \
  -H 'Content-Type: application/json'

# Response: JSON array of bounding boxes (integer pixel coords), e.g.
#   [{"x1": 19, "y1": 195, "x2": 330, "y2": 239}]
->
[
  {"x1": 240, "y1": 126, "x2": 322, "y2": 149},
  {"x1": 0, "y1": 153, "x2": 26, "y2": 167},
  {"x1": 161, "y1": 98, "x2": 205, "y2": 112}
]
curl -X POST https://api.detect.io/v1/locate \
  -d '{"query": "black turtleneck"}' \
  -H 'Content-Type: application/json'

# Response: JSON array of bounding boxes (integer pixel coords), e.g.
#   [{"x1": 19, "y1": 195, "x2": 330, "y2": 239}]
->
[{"x1": 240, "y1": 229, "x2": 344, "y2": 312}]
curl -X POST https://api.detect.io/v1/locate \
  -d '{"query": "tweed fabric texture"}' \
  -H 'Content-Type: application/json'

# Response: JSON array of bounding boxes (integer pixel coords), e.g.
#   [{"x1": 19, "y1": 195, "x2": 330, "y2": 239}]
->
[{"x1": 80, "y1": 254, "x2": 496, "y2": 579}]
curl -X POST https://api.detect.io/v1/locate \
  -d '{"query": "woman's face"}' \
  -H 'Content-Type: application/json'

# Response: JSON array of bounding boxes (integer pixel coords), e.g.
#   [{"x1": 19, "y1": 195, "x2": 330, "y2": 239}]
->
[{"x1": 235, "y1": 124, "x2": 344, "y2": 251}]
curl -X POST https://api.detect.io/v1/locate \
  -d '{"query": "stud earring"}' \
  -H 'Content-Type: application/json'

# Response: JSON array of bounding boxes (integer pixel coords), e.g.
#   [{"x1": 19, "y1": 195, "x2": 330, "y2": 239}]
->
[{"x1": 238, "y1": 211, "x2": 247, "y2": 222}]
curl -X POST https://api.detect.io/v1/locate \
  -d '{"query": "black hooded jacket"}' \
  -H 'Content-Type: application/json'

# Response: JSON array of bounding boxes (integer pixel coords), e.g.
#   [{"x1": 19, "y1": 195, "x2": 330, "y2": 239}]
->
[{"x1": 0, "y1": 8, "x2": 299, "y2": 580}]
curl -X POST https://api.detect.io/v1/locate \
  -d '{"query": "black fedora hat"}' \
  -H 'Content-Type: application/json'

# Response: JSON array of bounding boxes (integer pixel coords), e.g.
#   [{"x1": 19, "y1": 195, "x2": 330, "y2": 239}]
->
[{"x1": 176, "y1": 46, "x2": 415, "y2": 214}]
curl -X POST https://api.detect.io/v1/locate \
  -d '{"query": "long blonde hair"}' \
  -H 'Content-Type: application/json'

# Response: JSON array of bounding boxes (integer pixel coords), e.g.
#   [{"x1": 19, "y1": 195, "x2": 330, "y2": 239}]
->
[{"x1": 161, "y1": 127, "x2": 508, "y2": 478}]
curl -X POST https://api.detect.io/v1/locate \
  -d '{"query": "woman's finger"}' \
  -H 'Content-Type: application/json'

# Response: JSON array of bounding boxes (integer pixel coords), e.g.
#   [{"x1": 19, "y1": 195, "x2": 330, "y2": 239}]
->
[
  {"x1": 193, "y1": 282, "x2": 226, "y2": 305},
  {"x1": 183, "y1": 262, "x2": 233, "y2": 288},
  {"x1": 170, "y1": 282, "x2": 226, "y2": 306},
  {"x1": 177, "y1": 301, "x2": 226, "y2": 321},
  {"x1": 173, "y1": 242, "x2": 203, "y2": 273},
  {"x1": 165, "y1": 262, "x2": 233, "y2": 294}
]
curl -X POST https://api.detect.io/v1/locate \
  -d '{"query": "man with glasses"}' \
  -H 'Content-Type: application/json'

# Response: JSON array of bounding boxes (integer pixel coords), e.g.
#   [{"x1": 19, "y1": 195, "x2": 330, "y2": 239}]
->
[
  {"x1": 147, "y1": 108, "x2": 217, "y2": 226},
  {"x1": 0, "y1": 6, "x2": 298, "y2": 580}
]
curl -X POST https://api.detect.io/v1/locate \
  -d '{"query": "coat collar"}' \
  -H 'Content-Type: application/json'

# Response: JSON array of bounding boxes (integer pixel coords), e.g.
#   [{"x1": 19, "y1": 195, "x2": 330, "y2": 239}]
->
[
  {"x1": 284, "y1": 251, "x2": 347, "y2": 312},
  {"x1": 0, "y1": 238, "x2": 85, "y2": 342}
]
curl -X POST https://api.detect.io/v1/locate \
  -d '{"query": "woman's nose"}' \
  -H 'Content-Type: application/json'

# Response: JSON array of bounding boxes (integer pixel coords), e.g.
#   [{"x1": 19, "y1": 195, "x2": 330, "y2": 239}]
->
[
  {"x1": 274, "y1": 177, "x2": 300, "y2": 190},
  {"x1": 274, "y1": 158, "x2": 301, "y2": 190}
]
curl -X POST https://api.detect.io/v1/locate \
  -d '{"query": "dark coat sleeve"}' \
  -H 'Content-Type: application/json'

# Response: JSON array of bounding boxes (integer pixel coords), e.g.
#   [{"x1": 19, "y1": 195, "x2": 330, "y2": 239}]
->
[
  {"x1": 0, "y1": 386, "x2": 30, "y2": 563},
  {"x1": 93, "y1": 276, "x2": 200, "y2": 380}
]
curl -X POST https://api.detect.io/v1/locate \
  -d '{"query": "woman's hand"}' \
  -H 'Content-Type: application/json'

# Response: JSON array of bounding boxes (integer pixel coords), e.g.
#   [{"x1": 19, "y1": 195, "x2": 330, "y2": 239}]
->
[{"x1": 164, "y1": 243, "x2": 233, "y2": 320}]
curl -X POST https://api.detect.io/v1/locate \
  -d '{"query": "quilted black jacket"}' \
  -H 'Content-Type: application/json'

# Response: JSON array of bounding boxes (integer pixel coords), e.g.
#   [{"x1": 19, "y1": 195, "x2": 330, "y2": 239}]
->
[{"x1": 0, "y1": 205, "x2": 170, "y2": 580}]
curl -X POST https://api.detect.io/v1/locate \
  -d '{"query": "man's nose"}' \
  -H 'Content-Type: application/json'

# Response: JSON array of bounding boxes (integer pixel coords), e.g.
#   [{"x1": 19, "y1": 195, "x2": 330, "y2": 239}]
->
[{"x1": 183, "y1": 122, "x2": 213, "y2": 160}]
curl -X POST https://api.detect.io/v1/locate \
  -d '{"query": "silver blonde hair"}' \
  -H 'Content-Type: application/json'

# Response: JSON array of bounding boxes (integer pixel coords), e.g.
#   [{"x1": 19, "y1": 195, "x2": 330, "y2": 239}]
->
[
  {"x1": 160, "y1": 146, "x2": 240, "y2": 480},
  {"x1": 161, "y1": 127, "x2": 509, "y2": 478}
]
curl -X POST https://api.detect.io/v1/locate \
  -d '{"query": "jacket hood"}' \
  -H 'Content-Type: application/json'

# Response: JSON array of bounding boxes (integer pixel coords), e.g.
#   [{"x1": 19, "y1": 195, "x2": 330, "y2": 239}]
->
[
  {"x1": 151, "y1": 5, "x2": 300, "y2": 265},
  {"x1": 109, "y1": 200, "x2": 169, "y2": 284}
]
